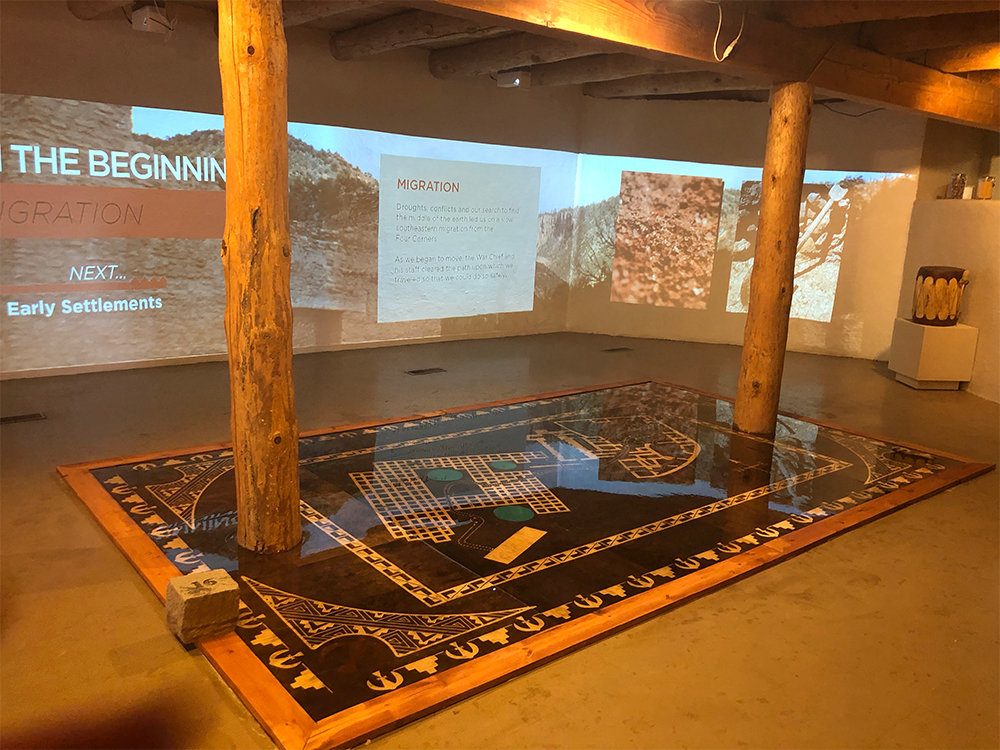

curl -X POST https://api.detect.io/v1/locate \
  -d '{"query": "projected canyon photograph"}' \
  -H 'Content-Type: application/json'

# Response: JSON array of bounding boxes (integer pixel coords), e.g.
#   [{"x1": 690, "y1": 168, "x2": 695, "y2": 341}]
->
[{"x1": 610, "y1": 171, "x2": 724, "y2": 309}]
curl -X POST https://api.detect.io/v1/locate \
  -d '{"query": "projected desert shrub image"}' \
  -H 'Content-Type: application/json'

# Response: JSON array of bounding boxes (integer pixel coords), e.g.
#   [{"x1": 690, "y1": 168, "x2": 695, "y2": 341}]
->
[
  {"x1": 726, "y1": 181, "x2": 852, "y2": 323},
  {"x1": 610, "y1": 171, "x2": 724, "y2": 309}
]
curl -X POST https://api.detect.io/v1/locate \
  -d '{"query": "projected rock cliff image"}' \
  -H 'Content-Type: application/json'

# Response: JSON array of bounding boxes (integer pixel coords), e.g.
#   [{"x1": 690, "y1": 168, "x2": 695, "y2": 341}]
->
[{"x1": 610, "y1": 171, "x2": 724, "y2": 309}]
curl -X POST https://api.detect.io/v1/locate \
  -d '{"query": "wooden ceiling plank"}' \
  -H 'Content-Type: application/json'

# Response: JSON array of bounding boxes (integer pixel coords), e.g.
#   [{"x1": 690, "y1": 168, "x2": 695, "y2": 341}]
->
[
  {"x1": 967, "y1": 69, "x2": 1000, "y2": 87},
  {"x1": 811, "y1": 42, "x2": 1000, "y2": 127},
  {"x1": 660, "y1": 90, "x2": 771, "y2": 102},
  {"x1": 772, "y1": 1, "x2": 999, "y2": 28},
  {"x1": 529, "y1": 52, "x2": 697, "y2": 86},
  {"x1": 66, "y1": 0, "x2": 132, "y2": 20},
  {"x1": 584, "y1": 71, "x2": 761, "y2": 98},
  {"x1": 283, "y1": 0, "x2": 383, "y2": 28},
  {"x1": 330, "y1": 10, "x2": 509, "y2": 60},
  {"x1": 684, "y1": 89, "x2": 771, "y2": 104},
  {"x1": 858, "y1": 12, "x2": 1000, "y2": 55},
  {"x1": 926, "y1": 42, "x2": 1000, "y2": 72},
  {"x1": 428, "y1": 0, "x2": 998, "y2": 128},
  {"x1": 428, "y1": 32, "x2": 606, "y2": 78},
  {"x1": 431, "y1": 0, "x2": 834, "y2": 83}
]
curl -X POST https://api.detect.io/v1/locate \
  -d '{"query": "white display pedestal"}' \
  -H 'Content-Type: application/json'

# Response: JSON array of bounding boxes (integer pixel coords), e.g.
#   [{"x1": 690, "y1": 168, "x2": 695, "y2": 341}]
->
[{"x1": 888, "y1": 318, "x2": 979, "y2": 390}]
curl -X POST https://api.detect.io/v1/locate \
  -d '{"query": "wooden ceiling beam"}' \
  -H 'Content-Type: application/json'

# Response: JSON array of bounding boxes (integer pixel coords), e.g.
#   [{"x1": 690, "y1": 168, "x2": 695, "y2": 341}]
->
[
  {"x1": 67, "y1": 0, "x2": 383, "y2": 27},
  {"x1": 770, "y1": 1, "x2": 999, "y2": 28},
  {"x1": 528, "y1": 52, "x2": 696, "y2": 87},
  {"x1": 858, "y1": 12, "x2": 1000, "y2": 55},
  {"x1": 926, "y1": 42, "x2": 1000, "y2": 72},
  {"x1": 430, "y1": 1, "x2": 838, "y2": 83},
  {"x1": 428, "y1": 0, "x2": 999, "y2": 128},
  {"x1": 330, "y1": 10, "x2": 509, "y2": 60},
  {"x1": 282, "y1": 0, "x2": 383, "y2": 28},
  {"x1": 584, "y1": 71, "x2": 761, "y2": 98},
  {"x1": 66, "y1": 0, "x2": 132, "y2": 20},
  {"x1": 812, "y1": 41, "x2": 998, "y2": 124},
  {"x1": 666, "y1": 90, "x2": 771, "y2": 102},
  {"x1": 429, "y1": 32, "x2": 605, "y2": 78},
  {"x1": 967, "y1": 69, "x2": 1000, "y2": 87}
]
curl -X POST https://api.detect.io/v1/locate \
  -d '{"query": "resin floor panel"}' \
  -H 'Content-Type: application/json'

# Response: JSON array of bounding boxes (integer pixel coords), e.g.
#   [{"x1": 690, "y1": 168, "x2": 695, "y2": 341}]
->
[{"x1": 59, "y1": 381, "x2": 992, "y2": 749}]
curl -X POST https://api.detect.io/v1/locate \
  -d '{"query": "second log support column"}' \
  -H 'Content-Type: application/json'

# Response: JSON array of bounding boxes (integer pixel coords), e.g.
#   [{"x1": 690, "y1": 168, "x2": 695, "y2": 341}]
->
[
  {"x1": 733, "y1": 81, "x2": 814, "y2": 438},
  {"x1": 218, "y1": 0, "x2": 302, "y2": 553}
]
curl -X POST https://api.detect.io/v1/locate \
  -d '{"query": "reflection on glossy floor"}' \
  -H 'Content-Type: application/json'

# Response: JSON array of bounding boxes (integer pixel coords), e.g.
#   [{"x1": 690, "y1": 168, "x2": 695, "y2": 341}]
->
[
  {"x1": 2, "y1": 333, "x2": 998, "y2": 749},
  {"x1": 78, "y1": 380, "x2": 979, "y2": 732}
]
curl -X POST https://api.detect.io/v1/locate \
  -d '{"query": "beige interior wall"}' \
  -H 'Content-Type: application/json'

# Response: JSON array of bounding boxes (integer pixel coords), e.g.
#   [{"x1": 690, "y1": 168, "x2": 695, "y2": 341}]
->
[
  {"x1": 898, "y1": 120, "x2": 999, "y2": 401},
  {"x1": 894, "y1": 201, "x2": 999, "y2": 402},
  {"x1": 0, "y1": 2, "x2": 584, "y2": 153},
  {"x1": 578, "y1": 96, "x2": 927, "y2": 172},
  {"x1": 916, "y1": 119, "x2": 1000, "y2": 201},
  {"x1": 569, "y1": 97, "x2": 926, "y2": 361}
]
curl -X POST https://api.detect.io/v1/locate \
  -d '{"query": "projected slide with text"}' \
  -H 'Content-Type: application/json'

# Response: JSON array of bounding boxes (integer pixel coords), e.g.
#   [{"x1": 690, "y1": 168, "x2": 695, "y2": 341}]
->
[
  {"x1": 377, "y1": 155, "x2": 541, "y2": 322},
  {"x1": 0, "y1": 94, "x2": 575, "y2": 374},
  {"x1": 0, "y1": 93, "x2": 912, "y2": 375}
]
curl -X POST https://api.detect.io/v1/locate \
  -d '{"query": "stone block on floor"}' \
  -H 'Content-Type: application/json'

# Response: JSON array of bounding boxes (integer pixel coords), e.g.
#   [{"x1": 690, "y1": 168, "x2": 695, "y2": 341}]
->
[{"x1": 166, "y1": 568, "x2": 239, "y2": 644}]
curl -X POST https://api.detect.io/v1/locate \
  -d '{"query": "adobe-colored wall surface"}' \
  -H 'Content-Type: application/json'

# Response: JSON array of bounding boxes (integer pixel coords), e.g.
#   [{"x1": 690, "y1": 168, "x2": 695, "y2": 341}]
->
[{"x1": 8, "y1": 0, "x2": 995, "y2": 403}]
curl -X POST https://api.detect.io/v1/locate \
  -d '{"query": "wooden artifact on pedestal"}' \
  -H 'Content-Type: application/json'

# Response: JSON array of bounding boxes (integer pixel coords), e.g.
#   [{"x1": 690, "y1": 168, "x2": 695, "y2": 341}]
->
[
  {"x1": 890, "y1": 265, "x2": 978, "y2": 390},
  {"x1": 733, "y1": 81, "x2": 813, "y2": 438},
  {"x1": 911, "y1": 265, "x2": 969, "y2": 326},
  {"x1": 218, "y1": 0, "x2": 302, "y2": 554}
]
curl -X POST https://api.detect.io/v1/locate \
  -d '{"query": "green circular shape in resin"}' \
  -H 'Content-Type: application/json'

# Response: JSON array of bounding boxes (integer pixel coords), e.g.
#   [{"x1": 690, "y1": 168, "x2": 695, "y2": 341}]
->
[
  {"x1": 426, "y1": 468, "x2": 463, "y2": 482},
  {"x1": 494, "y1": 506, "x2": 535, "y2": 522},
  {"x1": 489, "y1": 460, "x2": 519, "y2": 471}
]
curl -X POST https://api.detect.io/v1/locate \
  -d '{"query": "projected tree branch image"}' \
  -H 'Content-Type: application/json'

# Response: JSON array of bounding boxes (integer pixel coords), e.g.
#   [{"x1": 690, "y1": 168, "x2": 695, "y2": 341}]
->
[
  {"x1": 724, "y1": 178, "x2": 910, "y2": 323},
  {"x1": 563, "y1": 197, "x2": 619, "y2": 290},
  {"x1": 610, "y1": 171, "x2": 724, "y2": 309}
]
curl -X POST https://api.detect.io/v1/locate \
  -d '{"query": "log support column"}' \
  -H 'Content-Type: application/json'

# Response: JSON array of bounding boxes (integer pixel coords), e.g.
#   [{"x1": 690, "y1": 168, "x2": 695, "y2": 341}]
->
[
  {"x1": 733, "y1": 81, "x2": 814, "y2": 438},
  {"x1": 218, "y1": 0, "x2": 301, "y2": 553}
]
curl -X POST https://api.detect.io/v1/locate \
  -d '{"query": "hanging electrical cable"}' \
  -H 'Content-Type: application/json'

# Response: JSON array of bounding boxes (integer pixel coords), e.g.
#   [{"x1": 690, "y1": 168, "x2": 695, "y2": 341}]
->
[{"x1": 707, "y1": 1, "x2": 746, "y2": 62}]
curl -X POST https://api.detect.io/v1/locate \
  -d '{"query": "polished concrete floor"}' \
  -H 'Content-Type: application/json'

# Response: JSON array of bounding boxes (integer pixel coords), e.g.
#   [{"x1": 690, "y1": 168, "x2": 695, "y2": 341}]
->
[{"x1": 1, "y1": 332, "x2": 997, "y2": 749}]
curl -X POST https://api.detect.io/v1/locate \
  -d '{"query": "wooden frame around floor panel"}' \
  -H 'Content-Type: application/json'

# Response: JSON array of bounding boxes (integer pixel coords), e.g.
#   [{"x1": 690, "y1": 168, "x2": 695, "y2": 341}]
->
[{"x1": 57, "y1": 380, "x2": 995, "y2": 750}]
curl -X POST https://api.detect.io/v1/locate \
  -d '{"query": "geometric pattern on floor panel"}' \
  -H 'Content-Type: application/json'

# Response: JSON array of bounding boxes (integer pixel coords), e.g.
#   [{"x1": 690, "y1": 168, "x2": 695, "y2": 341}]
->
[{"x1": 244, "y1": 577, "x2": 529, "y2": 655}]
